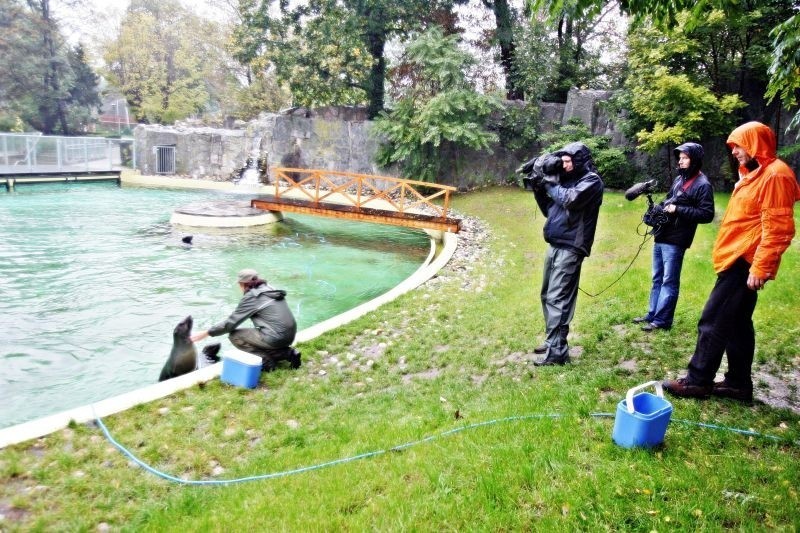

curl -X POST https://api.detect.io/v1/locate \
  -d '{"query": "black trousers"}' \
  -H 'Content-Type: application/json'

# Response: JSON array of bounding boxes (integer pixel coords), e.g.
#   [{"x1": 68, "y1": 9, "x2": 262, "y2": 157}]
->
[
  {"x1": 229, "y1": 328, "x2": 294, "y2": 369},
  {"x1": 686, "y1": 259, "x2": 758, "y2": 388}
]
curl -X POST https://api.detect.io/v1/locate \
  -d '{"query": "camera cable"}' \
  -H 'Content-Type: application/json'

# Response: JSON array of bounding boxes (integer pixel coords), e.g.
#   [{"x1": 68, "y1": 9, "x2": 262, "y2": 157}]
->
[{"x1": 579, "y1": 230, "x2": 652, "y2": 298}]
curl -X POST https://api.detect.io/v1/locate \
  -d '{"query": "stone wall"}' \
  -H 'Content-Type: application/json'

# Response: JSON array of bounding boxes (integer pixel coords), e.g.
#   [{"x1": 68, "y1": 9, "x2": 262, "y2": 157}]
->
[
  {"x1": 137, "y1": 90, "x2": 800, "y2": 190},
  {"x1": 134, "y1": 94, "x2": 595, "y2": 189},
  {"x1": 134, "y1": 89, "x2": 800, "y2": 191}
]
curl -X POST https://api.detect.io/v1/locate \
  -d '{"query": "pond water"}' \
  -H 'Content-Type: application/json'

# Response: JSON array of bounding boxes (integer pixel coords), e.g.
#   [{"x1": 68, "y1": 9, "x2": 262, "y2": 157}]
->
[{"x1": 0, "y1": 183, "x2": 430, "y2": 428}]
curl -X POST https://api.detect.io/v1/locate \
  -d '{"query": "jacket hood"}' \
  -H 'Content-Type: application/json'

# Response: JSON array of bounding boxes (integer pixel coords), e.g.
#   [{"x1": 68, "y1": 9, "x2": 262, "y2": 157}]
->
[
  {"x1": 250, "y1": 284, "x2": 286, "y2": 300},
  {"x1": 674, "y1": 142, "x2": 704, "y2": 178},
  {"x1": 726, "y1": 121, "x2": 777, "y2": 169},
  {"x1": 553, "y1": 142, "x2": 596, "y2": 176}
]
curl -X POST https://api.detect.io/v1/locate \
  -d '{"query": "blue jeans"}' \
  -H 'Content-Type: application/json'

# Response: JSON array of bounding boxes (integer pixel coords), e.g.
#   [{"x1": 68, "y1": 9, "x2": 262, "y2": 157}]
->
[{"x1": 645, "y1": 243, "x2": 685, "y2": 329}]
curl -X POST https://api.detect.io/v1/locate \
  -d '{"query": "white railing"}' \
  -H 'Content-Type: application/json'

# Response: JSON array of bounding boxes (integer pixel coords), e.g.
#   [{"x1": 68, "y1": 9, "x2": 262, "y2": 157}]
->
[{"x1": 0, "y1": 133, "x2": 135, "y2": 174}]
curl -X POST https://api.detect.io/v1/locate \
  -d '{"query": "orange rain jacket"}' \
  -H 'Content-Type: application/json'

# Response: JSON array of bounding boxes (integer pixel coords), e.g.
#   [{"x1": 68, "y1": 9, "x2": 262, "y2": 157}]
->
[{"x1": 712, "y1": 121, "x2": 800, "y2": 279}]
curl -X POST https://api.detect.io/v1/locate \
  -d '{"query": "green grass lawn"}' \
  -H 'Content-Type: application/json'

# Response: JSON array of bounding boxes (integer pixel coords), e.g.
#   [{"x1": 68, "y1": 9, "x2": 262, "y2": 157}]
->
[{"x1": 1, "y1": 186, "x2": 799, "y2": 531}]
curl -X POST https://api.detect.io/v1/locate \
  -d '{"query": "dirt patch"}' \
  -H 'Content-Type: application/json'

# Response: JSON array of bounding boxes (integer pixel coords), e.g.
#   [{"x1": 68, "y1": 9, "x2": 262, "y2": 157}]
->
[{"x1": 753, "y1": 369, "x2": 800, "y2": 413}]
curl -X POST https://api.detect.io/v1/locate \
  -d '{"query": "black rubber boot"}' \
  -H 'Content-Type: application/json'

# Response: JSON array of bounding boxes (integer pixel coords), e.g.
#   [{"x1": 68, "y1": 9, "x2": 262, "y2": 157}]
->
[
  {"x1": 289, "y1": 348, "x2": 302, "y2": 369},
  {"x1": 533, "y1": 356, "x2": 570, "y2": 366}
]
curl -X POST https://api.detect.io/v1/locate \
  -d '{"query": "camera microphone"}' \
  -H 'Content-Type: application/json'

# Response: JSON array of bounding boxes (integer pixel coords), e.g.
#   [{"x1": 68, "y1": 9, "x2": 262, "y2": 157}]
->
[{"x1": 624, "y1": 179, "x2": 658, "y2": 201}]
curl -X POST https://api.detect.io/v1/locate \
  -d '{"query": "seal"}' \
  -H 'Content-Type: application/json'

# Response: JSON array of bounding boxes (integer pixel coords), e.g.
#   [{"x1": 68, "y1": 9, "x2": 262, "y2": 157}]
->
[{"x1": 159, "y1": 315, "x2": 199, "y2": 381}]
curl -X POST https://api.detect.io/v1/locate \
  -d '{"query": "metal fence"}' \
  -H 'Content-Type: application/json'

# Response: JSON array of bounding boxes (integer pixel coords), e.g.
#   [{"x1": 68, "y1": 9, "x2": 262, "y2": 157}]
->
[{"x1": 0, "y1": 133, "x2": 135, "y2": 175}]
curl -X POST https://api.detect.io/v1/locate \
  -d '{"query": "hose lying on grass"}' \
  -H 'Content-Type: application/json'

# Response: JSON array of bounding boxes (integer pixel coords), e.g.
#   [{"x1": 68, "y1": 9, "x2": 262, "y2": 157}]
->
[{"x1": 93, "y1": 411, "x2": 794, "y2": 486}]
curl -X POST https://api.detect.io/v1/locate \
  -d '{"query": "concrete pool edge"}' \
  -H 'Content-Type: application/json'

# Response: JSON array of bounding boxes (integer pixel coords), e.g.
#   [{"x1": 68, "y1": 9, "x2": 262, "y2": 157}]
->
[{"x1": 0, "y1": 181, "x2": 458, "y2": 448}]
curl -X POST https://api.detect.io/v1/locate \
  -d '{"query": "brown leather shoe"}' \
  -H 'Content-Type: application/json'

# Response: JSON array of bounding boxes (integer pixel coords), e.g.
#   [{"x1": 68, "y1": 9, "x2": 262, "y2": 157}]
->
[
  {"x1": 662, "y1": 378, "x2": 712, "y2": 398},
  {"x1": 533, "y1": 343, "x2": 548, "y2": 354},
  {"x1": 712, "y1": 380, "x2": 753, "y2": 403}
]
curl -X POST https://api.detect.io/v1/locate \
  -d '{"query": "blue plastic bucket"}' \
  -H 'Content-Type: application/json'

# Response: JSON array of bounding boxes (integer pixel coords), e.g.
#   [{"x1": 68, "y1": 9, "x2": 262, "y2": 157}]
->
[
  {"x1": 612, "y1": 381, "x2": 673, "y2": 448},
  {"x1": 221, "y1": 351, "x2": 262, "y2": 389}
]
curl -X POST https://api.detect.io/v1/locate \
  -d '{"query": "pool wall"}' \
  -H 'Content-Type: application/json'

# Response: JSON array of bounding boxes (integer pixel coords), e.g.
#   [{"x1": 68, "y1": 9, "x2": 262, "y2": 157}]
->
[{"x1": 0, "y1": 174, "x2": 459, "y2": 448}]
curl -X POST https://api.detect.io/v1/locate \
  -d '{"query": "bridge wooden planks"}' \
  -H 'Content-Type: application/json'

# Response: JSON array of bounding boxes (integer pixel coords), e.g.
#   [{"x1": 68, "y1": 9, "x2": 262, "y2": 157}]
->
[{"x1": 251, "y1": 195, "x2": 461, "y2": 233}]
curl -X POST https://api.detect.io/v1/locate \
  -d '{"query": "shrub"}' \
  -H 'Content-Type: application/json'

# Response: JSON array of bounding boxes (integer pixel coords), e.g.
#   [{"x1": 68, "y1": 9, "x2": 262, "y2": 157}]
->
[{"x1": 539, "y1": 119, "x2": 641, "y2": 190}]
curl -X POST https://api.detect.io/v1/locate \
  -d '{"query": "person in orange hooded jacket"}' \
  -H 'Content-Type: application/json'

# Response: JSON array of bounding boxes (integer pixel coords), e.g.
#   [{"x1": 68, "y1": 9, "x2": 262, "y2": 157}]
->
[{"x1": 663, "y1": 121, "x2": 800, "y2": 402}]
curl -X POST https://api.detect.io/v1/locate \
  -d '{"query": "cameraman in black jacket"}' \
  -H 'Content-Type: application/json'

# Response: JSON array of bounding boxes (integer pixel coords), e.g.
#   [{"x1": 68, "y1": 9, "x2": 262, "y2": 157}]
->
[
  {"x1": 529, "y1": 142, "x2": 604, "y2": 365},
  {"x1": 633, "y1": 142, "x2": 714, "y2": 331}
]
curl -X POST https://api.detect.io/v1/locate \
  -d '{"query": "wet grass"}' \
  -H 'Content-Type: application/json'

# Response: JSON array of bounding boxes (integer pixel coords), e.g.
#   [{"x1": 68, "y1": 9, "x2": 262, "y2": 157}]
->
[{"x1": 1, "y1": 186, "x2": 798, "y2": 531}]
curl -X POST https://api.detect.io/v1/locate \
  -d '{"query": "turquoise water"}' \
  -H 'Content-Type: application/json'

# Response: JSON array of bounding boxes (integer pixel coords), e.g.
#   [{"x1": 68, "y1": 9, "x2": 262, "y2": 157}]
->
[{"x1": 0, "y1": 183, "x2": 429, "y2": 428}]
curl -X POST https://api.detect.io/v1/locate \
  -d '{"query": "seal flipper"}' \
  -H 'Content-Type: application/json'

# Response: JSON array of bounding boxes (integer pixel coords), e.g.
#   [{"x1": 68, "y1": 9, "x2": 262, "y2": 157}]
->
[{"x1": 202, "y1": 342, "x2": 222, "y2": 364}]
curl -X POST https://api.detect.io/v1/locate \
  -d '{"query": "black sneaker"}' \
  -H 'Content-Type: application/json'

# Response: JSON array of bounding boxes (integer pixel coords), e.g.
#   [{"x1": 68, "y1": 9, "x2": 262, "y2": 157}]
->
[
  {"x1": 533, "y1": 343, "x2": 548, "y2": 354},
  {"x1": 712, "y1": 380, "x2": 753, "y2": 403},
  {"x1": 632, "y1": 316, "x2": 650, "y2": 324}
]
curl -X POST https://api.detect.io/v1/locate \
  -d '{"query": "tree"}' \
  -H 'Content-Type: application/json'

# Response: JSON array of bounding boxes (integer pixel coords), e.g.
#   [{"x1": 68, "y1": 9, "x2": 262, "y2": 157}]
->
[
  {"x1": 0, "y1": 2, "x2": 46, "y2": 130},
  {"x1": 482, "y1": 0, "x2": 523, "y2": 99},
  {"x1": 103, "y1": 0, "x2": 223, "y2": 124},
  {"x1": 0, "y1": 0, "x2": 100, "y2": 133},
  {"x1": 767, "y1": 13, "x2": 800, "y2": 132},
  {"x1": 529, "y1": 1, "x2": 624, "y2": 101},
  {"x1": 625, "y1": 68, "x2": 745, "y2": 152},
  {"x1": 66, "y1": 43, "x2": 102, "y2": 132},
  {"x1": 528, "y1": 0, "x2": 800, "y2": 132},
  {"x1": 231, "y1": 0, "x2": 467, "y2": 119},
  {"x1": 609, "y1": 15, "x2": 747, "y2": 152},
  {"x1": 373, "y1": 27, "x2": 502, "y2": 182}
]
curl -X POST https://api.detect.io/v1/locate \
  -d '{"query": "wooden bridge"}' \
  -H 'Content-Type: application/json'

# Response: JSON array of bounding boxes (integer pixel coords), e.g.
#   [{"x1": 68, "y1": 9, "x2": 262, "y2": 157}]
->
[{"x1": 250, "y1": 168, "x2": 461, "y2": 233}]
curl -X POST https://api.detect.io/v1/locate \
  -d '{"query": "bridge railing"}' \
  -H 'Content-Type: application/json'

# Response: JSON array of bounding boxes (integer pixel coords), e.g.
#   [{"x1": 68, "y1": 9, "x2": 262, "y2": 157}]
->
[{"x1": 269, "y1": 167, "x2": 457, "y2": 220}]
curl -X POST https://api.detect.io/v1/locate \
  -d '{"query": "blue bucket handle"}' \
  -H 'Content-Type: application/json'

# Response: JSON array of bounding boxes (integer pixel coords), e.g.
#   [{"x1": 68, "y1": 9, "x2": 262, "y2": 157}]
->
[{"x1": 625, "y1": 381, "x2": 664, "y2": 414}]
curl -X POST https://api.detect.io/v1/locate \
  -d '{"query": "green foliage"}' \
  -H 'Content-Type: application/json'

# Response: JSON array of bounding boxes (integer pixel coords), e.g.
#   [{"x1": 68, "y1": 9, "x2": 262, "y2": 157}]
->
[
  {"x1": 522, "y1": 2, "x2": 627, "y2": 102},
  {"x1": 629, "y1": 68, "x2": 745, "y2": 152},
  {"x1": 539, "y1": 119, "x2": 638, "y2": 189},
  {"x1": 494, "y1": 102, "x2": 541, "y2": 152},
  {"x1": 0, "y1": 0, "x2": 101, "y2": 133},
  {"x1": 767, "y1": 14, "x2": 800, "y2": 131},
  {"x1": 374, "y1": 28, "x2": 502, "y2": 182},
  {"x1": 604, "y1": 12, "x2": 756, "y2": 154},
  {"x1": 102, "y1": 0, "x2": 229, "y2": 124},
  {"x1": 232, "y1": 0, "x2": 466, "y2": 118},
  {"x1": 509, "y1": 16, "x2": 557, "y2": 102},
  {"x1": 229, "y1": 74, "x2": 292, "y2": 121},
  {"x1": 530, "y1": 0, "x2": 800, "y2": 132}
]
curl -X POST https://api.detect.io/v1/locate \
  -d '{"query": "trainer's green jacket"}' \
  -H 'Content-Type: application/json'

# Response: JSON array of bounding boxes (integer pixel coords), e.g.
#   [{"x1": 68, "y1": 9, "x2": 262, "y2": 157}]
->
[{"x1": 208, "y1": 284, "x2": 297, "y2": 347}]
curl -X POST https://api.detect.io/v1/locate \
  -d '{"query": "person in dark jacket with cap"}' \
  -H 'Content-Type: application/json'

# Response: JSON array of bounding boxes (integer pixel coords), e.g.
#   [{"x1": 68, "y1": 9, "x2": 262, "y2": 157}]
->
[
  {"x1": 531, "y1": 142, "x2": 604, "y2": 365},
  {"x1": 191, "y1": 268, "x2": 301, "y2": 371},
  {"x1": 633, "y1": 142, "x2": 715, "y2": 331}
]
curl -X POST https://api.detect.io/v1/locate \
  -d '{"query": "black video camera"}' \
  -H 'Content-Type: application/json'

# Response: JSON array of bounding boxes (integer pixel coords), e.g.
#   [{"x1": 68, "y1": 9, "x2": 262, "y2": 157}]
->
[
  {"x1": 643, "y1": 203, "x2": 668, "y2": 227},
  {"x1": 518, "y1": 153, "x2": 563, "y2": 191}
]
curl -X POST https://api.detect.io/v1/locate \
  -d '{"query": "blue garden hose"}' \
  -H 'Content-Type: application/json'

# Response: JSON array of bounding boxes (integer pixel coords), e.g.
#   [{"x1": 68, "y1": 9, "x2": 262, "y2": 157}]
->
[{"x1": 94, "y1": 411, "x2": 794, "y2": 486}]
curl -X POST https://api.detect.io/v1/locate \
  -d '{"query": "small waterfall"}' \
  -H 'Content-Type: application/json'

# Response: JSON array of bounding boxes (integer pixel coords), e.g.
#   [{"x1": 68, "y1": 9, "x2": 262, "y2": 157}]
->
[{"x1": 234, "y1": 136, "x2": 266, "y2": 186}]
